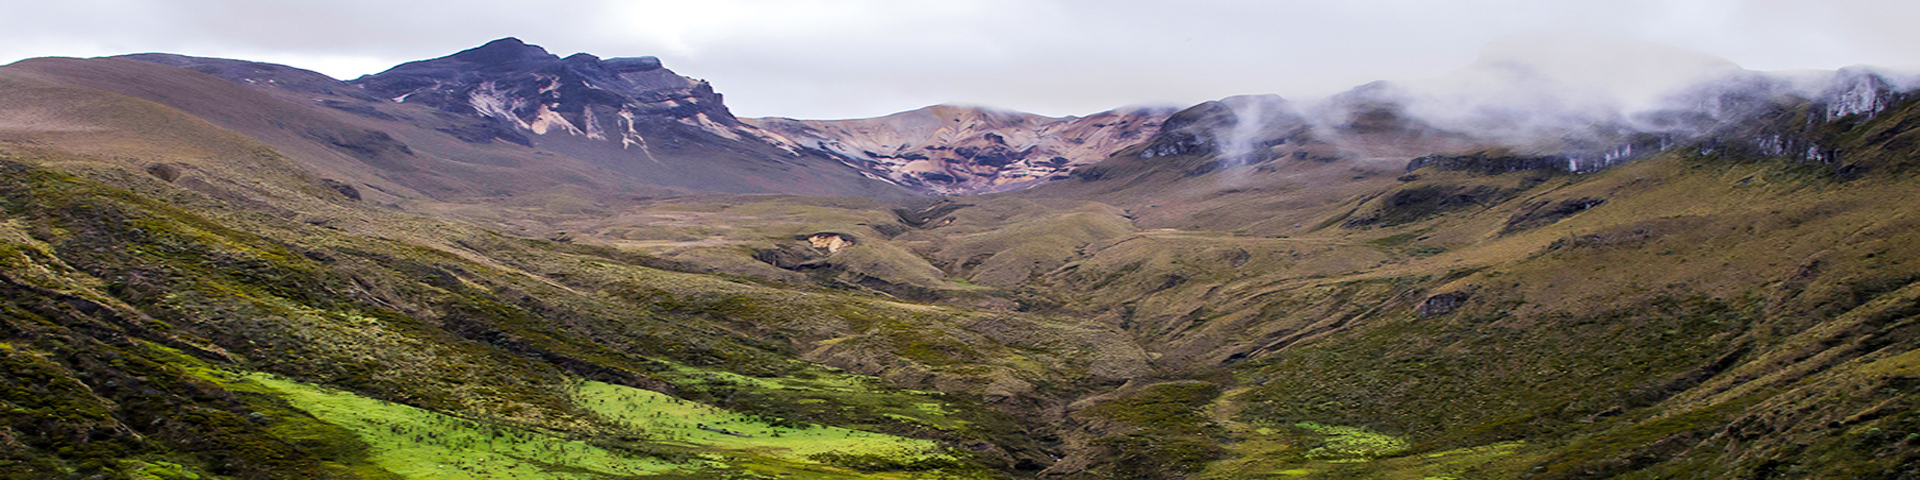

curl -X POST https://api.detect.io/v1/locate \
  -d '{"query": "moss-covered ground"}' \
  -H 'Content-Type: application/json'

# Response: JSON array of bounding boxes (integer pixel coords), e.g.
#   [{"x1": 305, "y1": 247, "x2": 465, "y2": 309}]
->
[
  {"x1": 246, "y1": 373, "x2": 697, "y2": 479},
  {"x1": 575, "y1": 380, "x2": 941, "y2": 463}
]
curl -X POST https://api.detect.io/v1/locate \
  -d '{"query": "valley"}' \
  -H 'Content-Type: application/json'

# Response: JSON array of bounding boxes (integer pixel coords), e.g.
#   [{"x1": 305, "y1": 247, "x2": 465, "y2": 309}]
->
[{"x1": 1, "y1": 38, "x2": 1917, "y2": 479}]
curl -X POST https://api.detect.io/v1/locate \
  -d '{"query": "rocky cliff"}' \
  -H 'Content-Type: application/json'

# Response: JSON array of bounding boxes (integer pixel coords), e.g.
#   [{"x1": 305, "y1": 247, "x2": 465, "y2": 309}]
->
[{"x1": 749, "y1": 104, "x2": 1173, "y2": 194}]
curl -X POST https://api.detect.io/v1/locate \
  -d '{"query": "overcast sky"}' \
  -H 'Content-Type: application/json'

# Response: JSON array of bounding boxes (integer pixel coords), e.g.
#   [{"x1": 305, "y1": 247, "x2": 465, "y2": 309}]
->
[{"x1": 3, "y1": 0, "x2": 1916, "y2": 119}]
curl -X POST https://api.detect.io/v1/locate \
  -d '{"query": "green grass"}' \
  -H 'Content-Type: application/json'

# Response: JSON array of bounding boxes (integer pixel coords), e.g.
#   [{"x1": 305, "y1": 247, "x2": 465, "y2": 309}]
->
[
  {"x1": 575, "y1": 380, "x2": 942, "y2": 463},
  {"x1": 239, "y1": 372, "x2": 970, "y2": 479},
  {"x1": 1081, "y1": 382, "x2": 1228, "y2": 477},
  {"x1": 1085, "y1": 382, "x2": 1221, "y2": 434},
  {"x1": 246, "y1": 373, "x2": 697, "y2": 479},
  {"x1": 650, "y1": 362, "x2": 979, "y2": 436},
  {"x1": 124, "y1": 461, "x2": 205, "y2": 480},
  {"x1": 1294, "y1": 422, "x2": 1409, "y2": 460}
]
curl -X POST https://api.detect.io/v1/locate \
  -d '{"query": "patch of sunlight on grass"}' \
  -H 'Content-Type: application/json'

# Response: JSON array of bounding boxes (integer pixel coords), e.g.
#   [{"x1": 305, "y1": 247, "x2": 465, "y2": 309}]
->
[
  {"x1": 662, "y1": 363, "x2": 957, "y2": 425},
  {"x1": 574, "y1": 380, "x2": 941, "y2": 463},
  {"x1": 248, "y1": 373, "x2": 695, "y2": 479}
]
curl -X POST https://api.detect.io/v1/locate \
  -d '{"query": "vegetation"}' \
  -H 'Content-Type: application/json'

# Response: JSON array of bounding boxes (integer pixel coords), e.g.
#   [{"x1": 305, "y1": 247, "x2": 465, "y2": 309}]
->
[
  {"x1": 0, "y1": 157, "x2": 1033, "y2": 477},
  {"x1": 247, "y1": 373, "x2": 696, "y2": 479},
  {"x1": 574, "y1": 380, "x2": 941, "y2": 462},
  {"x1": 3, "y1": 54, "x2": 1920, "y2": 479},
  {"x1": 1079, "y1": 382, "x2": 1227, "y2": 478}
]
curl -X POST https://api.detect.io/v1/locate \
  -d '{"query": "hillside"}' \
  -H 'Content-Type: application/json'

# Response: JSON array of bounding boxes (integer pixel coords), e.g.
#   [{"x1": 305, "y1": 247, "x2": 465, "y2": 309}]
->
[
  {"x1": 2, "y1": 41, "x2": 1918, "y2": 480},
  {"x1": 0, "y1": 65, "x2": 1135, "y2": 477}
]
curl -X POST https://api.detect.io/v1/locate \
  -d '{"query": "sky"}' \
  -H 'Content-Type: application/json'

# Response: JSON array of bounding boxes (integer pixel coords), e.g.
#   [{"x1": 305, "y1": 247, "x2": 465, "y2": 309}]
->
[{"x1": 3, "y1": 0, "x2": 1916, "y2": 119}]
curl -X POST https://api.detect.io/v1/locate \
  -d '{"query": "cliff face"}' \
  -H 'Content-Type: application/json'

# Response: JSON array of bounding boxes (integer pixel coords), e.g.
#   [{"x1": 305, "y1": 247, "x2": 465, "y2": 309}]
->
[
  {"x1": 748, "y1": 104, "x2": 1174, "y2": 195},
  {"x1": 351, "y1": 37, "x2": 763, "y2": 149}
]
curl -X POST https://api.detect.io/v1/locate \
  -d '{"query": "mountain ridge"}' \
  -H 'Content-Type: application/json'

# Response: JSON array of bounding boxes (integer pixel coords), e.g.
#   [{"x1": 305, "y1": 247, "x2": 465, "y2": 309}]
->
[{"x1": 747, "y1": 104, "x2": 1175, "y2": 194}]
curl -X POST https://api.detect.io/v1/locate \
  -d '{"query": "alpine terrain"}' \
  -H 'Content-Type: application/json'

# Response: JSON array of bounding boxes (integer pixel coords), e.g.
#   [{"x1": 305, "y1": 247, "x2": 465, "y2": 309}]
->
[{"x1": 1, "y1": 37, "x2": 1917, "y2": 480}]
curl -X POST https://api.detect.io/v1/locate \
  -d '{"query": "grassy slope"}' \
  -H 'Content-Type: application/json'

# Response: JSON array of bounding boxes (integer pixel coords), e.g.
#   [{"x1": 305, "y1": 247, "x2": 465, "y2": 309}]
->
[
  {"x1": 244, "y1": 373, "x2": 692, "y2": 480},
  {"x1": 0, "y1": 152, "x2": 1071, "y2": 477},
  {"x1": 517, "y1": 103, "x2": 1920, "y2": 479},
  {"x1": 574, "y1": 380, "x2": 939, "y2": 462},
  {"x1": 827, "y1": 96, "x2": 1920, "y2": 478},
  {"x1": 0, "y1": 69, "x2": 1095, "y2": 476},
  {"x1": 1101, "y1": 116, "x2": 1920, "y2": 477},
  {"x1": 6, "y1": 53, "x2": 1920, "y2": 479}
]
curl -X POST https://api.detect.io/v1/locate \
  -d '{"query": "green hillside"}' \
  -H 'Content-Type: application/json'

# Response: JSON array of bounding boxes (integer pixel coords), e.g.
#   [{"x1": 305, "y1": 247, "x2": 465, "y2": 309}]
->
[{"x1": 2, "y1": 51, "x2": 1918, "y2": 479}]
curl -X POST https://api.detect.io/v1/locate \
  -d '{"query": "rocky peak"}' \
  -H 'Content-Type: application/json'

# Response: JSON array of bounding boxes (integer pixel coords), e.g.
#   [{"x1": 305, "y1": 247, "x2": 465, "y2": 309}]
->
[
  {"x1": 446, "y1": 37, "x2": 554, "y2": 66},
  {"x1": 1822, "y1": 67, "x2": 1902, "y2": 121},
  {"x1": 351, "y1": 37, "x2": 750, "y2": 147},
  {"x1": 1614, "y1": 68, "x2": 1915, "y2": 169},
  {"x1": 1141, "y1": 94, "x2": 1310, "y2": 161}
]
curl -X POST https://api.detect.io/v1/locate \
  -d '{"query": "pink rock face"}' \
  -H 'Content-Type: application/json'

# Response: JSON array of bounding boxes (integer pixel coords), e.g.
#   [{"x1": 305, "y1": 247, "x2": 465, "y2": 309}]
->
[
  {"x1": 747, "y1": 105, "x2": 1175, "y2": 195},
  {"x1": 808, "y1": 233, "x2": 854, "y2": 253}
]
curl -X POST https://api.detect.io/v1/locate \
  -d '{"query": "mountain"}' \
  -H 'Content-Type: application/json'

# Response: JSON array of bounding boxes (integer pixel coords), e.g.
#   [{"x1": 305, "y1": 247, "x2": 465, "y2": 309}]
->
[
  {"x1": 108, "y1": 38, "x2": 913, "y2": 203},
  {"x1": 343, "y1": 36, "x2": 833, "y2": 188},
  {"x1": 4, "y1": 37, "x2": 1920, "y2": 480},
  {"x1": 97, "y1": 39, "x2": 1185, "y2": 202},
  {"x1": 748, "y1": 104, "x2": 1174, "y2": 195}
]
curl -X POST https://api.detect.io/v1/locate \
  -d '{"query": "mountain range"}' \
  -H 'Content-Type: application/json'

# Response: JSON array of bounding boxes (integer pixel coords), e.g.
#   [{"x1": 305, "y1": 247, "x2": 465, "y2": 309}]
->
[{"x1": 1, "y1": 37, "x2": 1917, "y2": 479}]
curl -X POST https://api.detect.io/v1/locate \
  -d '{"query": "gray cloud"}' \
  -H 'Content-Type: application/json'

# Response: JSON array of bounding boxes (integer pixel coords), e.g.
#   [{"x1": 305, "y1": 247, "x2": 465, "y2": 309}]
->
[{"x1": 3, "y1": 0, "x2": 1916, "y2": 119}]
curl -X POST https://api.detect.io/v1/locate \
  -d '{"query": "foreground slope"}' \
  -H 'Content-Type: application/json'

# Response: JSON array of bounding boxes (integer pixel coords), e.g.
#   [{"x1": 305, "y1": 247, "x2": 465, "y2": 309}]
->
[{"x1": 0, "y1": 59, "x2": 1153, "y2": 478}]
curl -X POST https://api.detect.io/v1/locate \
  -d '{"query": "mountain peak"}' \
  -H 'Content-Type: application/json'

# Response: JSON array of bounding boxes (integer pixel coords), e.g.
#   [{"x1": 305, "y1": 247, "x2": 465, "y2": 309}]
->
[
  {"x1": 449, "y1": 37, "x2": 553, "y2": 65},
  {"x1": 353, "y1": 38, "x2": 728, "y2": 137}
]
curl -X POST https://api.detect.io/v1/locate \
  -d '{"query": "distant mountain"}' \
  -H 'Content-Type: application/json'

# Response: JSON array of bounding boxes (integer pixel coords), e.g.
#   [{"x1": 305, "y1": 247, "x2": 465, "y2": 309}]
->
[
  {"x1": 352, "y1": 37, "x2": 754, "y2": 151},
  {"x1": 99, "y1": 38, "x2": 913, "y2": 201},
  {"x1": 749, "y1": 104, "x2": 1174, "y2": 194},
  {"x1": 107, "y1": 38, "x2": 1183, "y2": 198},
  {"x1": 68, "y1": 38, "x2": 1920, "y2": 205}
]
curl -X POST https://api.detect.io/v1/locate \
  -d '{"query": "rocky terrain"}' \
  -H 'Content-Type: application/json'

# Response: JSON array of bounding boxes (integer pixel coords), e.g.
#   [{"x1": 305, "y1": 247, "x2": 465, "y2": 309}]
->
[
  {"x1": 749, "y1": 105, "x2": 1173, "y2": 195},
  {"x1": 2, "y1": 38, "x2": 1918, "y2": 480}
]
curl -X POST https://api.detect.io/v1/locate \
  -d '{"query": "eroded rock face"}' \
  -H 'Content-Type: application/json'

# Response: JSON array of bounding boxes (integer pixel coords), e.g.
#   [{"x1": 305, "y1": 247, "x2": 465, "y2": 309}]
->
[
  {"x1": 1416, "y1": 291, "x2": 1471, "y2": 317},
  {"x1": 807, "y1": 232, "x2": 855, "y2": 253},
  {"x1": 754, "y1": 233, "x2": 856, "y2": 271},
  {"x1": 351, "y1": 37, "x2": 771, "y2": 149},
  {"x1": 749, "y1": 105, "x2": 1175, "y2": 195},
  {"x1": 1823, "y1": 67, "x2": 1902, "y2": 121}
]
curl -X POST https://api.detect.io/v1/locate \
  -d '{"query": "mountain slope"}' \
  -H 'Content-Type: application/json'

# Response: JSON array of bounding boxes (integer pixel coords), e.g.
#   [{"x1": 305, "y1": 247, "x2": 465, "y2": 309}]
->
[
  {"x1": 0, "y1": 63, "x2": 1136, "y2": 478},
  {"x1": 991, "y1": 81, "x2": 1920, "y2": 479},
  {"x1": 749, "y1": 105, "x2": 1173, "y2": 195},
  {"x1": 343, "y1": 38, "x2": 906, "y2": 197},
  {"x1": 86, "y1": 39, "x2": 912, "y2": 202},
  {"x1": 604, "y1": 79, "x2": 1920, "y2": 478},
  {"x1": 4, "y1": 39, "x2": 1920, "y2": 480}
]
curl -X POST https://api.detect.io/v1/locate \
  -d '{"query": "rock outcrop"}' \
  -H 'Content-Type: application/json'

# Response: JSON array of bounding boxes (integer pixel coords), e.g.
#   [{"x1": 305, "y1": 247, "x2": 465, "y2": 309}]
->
[{"x1": 351, "y1": 37, "x2": 784, "y2": 150}]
